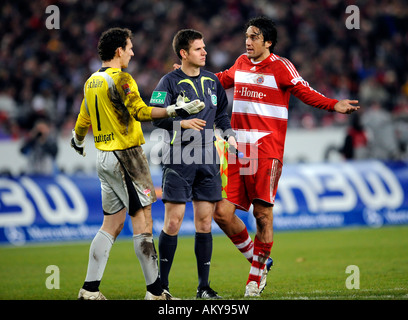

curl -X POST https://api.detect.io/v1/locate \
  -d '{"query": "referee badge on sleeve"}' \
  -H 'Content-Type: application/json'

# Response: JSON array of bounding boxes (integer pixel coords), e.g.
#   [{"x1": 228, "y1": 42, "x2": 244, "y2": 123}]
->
[{"x1": 150, "y1": 91, "x2": 167, "y2": 105}]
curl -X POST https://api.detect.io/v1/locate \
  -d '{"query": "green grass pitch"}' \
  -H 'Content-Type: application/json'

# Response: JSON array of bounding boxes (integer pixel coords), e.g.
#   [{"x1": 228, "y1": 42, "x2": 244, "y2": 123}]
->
[{"x1": 0, "y1": 226, "x2": 407, "y2": 300}]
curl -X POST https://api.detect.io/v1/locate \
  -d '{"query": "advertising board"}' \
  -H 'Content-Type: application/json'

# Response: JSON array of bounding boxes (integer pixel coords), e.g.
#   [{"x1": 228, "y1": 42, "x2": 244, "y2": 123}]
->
[{"x1": 1, "y1": 160, "x2": 407, "y2": 245}]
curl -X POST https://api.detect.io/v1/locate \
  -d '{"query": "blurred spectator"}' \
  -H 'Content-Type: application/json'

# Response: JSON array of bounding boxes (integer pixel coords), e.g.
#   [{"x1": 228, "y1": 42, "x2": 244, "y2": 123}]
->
[
  {"x1": 361, "y1": 102, "x2": 400, "y2": 160},
  {"x1": 20, "y1": 118, "x2": 58, "y2": 175},
  {"x1": 340, "y1": 112, "x2": 369, "y2": 160},
  {"x1": 0, "y1": 87, "x2": 19, "y2": 139},
  {"x1": 359, "y1": 76, "x2": 389, "y2": 108},
  {"x1": 393, "y1": 95, "x2": 408, "y2": 158}
]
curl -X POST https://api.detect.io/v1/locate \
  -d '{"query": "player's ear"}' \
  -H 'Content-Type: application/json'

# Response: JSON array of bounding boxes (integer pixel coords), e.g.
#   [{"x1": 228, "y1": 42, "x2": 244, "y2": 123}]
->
[
  {"x1": 265, "y1": 40, "x2": 272, "y2": 50},
  {"x1": 180, "y1": 49, "x2": 188, "y2": 60},
  {"x1": 116, "y1": 46, "x2": 123, "y2": 58}
]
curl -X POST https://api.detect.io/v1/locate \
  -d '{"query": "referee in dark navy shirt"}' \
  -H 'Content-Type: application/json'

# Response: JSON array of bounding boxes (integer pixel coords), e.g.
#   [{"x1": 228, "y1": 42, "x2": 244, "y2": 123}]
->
[{"x1": 151, "y1": 29, "x2": 237, "y2": 299}]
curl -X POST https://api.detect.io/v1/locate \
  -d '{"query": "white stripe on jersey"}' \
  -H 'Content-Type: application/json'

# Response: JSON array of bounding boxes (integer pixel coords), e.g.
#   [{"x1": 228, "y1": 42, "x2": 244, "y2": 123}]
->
[
  {"x1": 278, "y1": 57, "x2": 300, "y2": 79},
  {"x1": 233, "y1": 100, "x2": 288, "y2": 120},
  {"x1": 235, "y1": 70, "x2": 278, "y2": 89},
  {"x1": 291, "y1": 76, "x2": 307, "y2": 86},
  {"x1": 234, "y1": 129, "x2": 270, "y2": 144}
]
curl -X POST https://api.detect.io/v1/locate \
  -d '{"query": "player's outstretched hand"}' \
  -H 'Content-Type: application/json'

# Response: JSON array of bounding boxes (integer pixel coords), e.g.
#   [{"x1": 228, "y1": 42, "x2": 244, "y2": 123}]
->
[
  {"x1": 334, "y1": 99, "x2": 360, "y2": 114},
  {"x1": 166, "y1": 92, "x2": 205, "y2": 118},
  {"x1": 180, "y1": 118, "x2": 206, "y2": 131},
  {"x1": 70, "y1": 129, "x2": 86, "y2": 157}
]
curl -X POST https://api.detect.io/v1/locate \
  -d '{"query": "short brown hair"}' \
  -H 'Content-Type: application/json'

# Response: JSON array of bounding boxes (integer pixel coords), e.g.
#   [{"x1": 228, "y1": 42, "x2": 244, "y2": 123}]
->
[
  {"x1": 172, "y1": 29, "x2": 203, "y2": 60},
  {"x1": 98, "y1": 27, "x2": 132, "y2": 62}
]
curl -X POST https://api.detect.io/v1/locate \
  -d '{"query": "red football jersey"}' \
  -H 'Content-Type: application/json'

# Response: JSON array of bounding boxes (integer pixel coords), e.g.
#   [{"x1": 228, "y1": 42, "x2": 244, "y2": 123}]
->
[{"x1": 216, "y1": 53, "x2": 338, "y2": 162}]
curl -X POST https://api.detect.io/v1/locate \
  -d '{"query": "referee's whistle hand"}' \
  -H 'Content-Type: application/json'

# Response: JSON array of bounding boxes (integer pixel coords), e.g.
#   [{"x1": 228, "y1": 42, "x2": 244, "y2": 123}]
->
[{"x1": 180, "y1": 118, "x2": 206, "y2": 131}]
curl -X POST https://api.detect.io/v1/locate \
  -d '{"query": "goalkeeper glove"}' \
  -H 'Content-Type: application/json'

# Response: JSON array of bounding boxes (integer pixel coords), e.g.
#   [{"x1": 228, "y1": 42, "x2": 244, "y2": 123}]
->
[
  {"x1": 71, "y1": 129, "x2": 86, "y2": 157},
  {"x1": 166, "y1": 92, "x2": 205, "y2": 118}
]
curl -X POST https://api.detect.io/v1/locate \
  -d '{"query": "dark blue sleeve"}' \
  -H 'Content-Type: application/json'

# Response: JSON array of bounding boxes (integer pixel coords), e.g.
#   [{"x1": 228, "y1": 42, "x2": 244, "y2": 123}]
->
[
  {"x1": 214, "y1": 77, "x2": 234, "y2": 137},
  {"x1": 151, "y1": 76, "x2": 176, "y2": 131}
]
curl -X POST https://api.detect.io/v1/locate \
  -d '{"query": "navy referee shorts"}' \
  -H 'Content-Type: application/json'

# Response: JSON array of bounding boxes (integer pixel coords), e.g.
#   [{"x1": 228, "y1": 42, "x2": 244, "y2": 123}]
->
[{"x1": 161, "y1": 161, "x2": 222, "y2": 203}]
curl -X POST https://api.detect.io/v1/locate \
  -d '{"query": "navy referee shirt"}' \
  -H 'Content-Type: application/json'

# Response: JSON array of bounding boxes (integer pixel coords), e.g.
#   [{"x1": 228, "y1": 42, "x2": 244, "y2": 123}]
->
[{"x1": 151, "y1": 68, "x2": 234, "y2": 148}]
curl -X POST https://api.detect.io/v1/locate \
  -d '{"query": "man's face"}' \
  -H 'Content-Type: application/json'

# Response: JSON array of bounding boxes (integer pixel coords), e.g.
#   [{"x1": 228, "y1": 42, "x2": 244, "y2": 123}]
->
[
  {"x1": 245, "y1": 26, "x2": 271, "y2": 62},
  {"x1": 119, "y1": 38, "x2": 134, "y2": 68},
  {"x1": 184, "y1": 39, "x2": 207, "y2": 68}
]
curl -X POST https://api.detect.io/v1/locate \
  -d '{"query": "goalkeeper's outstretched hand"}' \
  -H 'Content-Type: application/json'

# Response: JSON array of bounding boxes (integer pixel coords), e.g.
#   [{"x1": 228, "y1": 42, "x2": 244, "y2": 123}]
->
[
  {"x1": 166, "y1": 92, "x2": 205, "y2": 118},
  {"x1": 70, "y1": 129, "x2": 86, "y2": 157}
]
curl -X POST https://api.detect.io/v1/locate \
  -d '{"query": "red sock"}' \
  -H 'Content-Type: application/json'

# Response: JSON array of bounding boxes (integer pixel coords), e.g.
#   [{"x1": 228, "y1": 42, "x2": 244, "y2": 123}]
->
[
  {"x1": 228, "y1": 228, "x2": 254, "y2": 263},
  {"x1": 247, "y1": 236, "x2": 273, "y2": 286}
]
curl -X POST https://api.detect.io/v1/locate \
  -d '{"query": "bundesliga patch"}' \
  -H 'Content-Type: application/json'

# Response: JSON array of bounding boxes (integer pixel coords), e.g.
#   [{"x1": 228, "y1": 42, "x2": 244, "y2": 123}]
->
[
  {"x1": 150, "y1": 91, "x2": 167, "y2": 105},
  {"x1": 121, "y1": 83, "x2": 131, "y2": 95},
  {"x1": 211, "y1": 94, "x2": 217, "y2": 106}
]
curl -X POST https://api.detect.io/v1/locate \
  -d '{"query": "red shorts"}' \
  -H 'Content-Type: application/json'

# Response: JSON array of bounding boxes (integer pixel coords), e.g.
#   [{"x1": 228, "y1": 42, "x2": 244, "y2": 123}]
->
[{"x1": 224, "y1": 158, "x2": 282, "y2": 211}]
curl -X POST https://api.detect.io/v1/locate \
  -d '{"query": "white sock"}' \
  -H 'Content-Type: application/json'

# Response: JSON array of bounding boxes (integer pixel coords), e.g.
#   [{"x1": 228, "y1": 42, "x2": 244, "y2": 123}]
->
[
  {"x1": 133, "y1": 233, "x2": 159, "y2": 286},
  {"x1": 84, "y1": 229, "x2": 115, "y2": 282}
]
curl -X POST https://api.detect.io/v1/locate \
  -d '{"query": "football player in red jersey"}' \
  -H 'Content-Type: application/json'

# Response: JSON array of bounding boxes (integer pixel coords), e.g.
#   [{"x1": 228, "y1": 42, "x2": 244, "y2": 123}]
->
[{"x1": 213, "y1": 16, "x2": 360, "y2": 297}]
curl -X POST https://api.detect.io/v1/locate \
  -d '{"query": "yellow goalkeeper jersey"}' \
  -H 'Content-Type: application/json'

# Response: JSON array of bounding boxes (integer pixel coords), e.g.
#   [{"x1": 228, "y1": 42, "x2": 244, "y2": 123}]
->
[{"x1": 74, "y1": 67, "x2": 154, "y2": 151}]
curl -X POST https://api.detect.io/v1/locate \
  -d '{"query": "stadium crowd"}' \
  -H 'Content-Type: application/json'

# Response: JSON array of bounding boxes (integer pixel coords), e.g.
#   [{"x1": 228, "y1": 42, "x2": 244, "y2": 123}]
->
[{"x1": 0, "y1": 0, "x2": 407, "y2": 160}]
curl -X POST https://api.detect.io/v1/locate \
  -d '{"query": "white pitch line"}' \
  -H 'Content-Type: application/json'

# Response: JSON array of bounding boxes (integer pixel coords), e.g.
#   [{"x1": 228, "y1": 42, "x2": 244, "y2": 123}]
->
[{"x1": 275, "y1": 288, "x2": 408, "y2": 300}]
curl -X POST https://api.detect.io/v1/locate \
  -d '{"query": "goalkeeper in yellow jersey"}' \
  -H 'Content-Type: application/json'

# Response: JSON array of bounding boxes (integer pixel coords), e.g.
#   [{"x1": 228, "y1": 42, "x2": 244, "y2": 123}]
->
[{"x1": 72, "y1": 27, "x2": 204, "y2": 300}]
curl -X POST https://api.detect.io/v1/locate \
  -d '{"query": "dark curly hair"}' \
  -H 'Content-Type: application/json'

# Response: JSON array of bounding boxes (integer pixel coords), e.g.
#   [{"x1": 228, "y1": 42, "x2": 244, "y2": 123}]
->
[
  {"x1": 245, "y1": 16, "x2": 278, "y2": 53},
  {"x1": 98, "y1": 27, "x2": 132, "y2": 62},
  {"x1": 172, "y1": 29, "x2": 203, "y2": 60}
]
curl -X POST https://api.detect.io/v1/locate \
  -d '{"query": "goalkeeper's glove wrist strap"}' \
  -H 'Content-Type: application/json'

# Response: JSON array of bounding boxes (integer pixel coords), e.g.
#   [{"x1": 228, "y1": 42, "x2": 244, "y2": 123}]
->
[
  {"x1": 74, "y1": 137, "x2": 84, "y2": 147},
  {"x1": 166, "y1": 105, "x2": 177, "y2": 118},
  {"x1": 72, "y1": 130, "x2": 85, "y2": 146}
]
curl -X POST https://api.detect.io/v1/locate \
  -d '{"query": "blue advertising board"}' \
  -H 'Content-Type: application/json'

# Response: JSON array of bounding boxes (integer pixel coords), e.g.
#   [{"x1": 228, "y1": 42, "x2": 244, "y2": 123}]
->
[
  {"x1": 272, "y1": 160, "x2": 408, "y2": 229},
  {"x1": 1, "y1": 160, "x2": 408, "y2": 245}
]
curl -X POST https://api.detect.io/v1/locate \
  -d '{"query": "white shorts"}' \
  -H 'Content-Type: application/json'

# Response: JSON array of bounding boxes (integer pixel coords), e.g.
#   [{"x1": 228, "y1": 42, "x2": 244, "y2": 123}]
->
[{"x1": 96, "y1": 146, "x2": 157, "y2": 215}]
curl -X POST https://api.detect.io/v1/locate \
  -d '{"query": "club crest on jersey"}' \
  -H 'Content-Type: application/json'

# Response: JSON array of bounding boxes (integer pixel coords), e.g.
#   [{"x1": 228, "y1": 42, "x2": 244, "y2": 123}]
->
[
  {"x1": 122, "y1": 83, "x2": 131, "y2": 95},
  {"x1": 256, "y1": 76, "x2": 265, "y2": 84}
]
